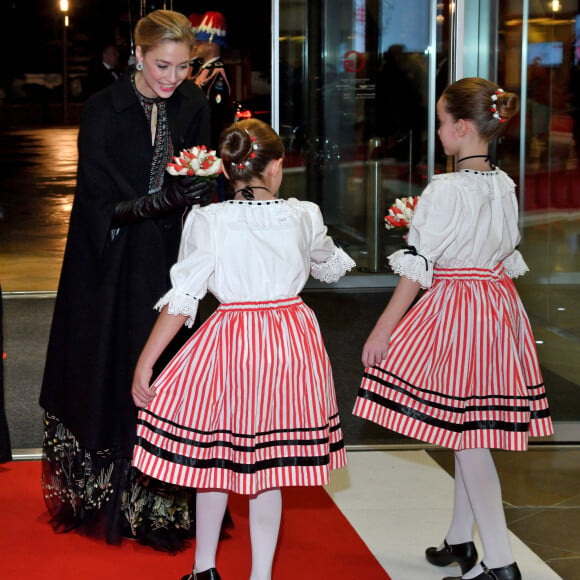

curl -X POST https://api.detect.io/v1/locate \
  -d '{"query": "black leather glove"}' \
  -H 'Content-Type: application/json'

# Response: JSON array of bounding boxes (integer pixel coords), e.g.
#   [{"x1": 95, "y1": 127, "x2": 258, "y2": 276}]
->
[
  {"x1": 111, "y1": 176, "x2": 217, "y2": 227},
  {"x1": 167, "y1": 174, "x2": 217, "y2": 207}
]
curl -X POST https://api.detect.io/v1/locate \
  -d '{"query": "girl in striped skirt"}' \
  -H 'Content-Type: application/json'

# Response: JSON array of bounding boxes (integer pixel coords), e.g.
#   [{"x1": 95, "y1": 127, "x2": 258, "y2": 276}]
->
[
  {"x1": 131, "y1": 118, "x2": 354, "y2": 580},
  {"x1": 353, "y1": 78, "x2": 553, "y2": 580}
]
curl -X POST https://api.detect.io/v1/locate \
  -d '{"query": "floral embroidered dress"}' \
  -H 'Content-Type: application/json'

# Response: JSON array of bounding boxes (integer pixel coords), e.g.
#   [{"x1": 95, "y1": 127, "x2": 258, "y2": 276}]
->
[
  {"x1": 133, "y1": 198, "x2": 355, "y2": 494},
  {"x1": 353, "y1": 169, "x2": 553, "y2": 451}
]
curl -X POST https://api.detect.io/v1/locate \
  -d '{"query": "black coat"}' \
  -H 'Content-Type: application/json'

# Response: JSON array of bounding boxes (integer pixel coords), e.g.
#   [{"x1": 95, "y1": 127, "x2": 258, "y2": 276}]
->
[{"x1": 39, "y1": 75, "x2": 210, "y2": 456}]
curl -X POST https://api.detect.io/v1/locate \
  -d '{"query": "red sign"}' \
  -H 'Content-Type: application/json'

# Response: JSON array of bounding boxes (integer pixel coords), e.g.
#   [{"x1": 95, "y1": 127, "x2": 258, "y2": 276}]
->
[{"x1": 343, "y1": 51, "x2": 365, "y2": 73}]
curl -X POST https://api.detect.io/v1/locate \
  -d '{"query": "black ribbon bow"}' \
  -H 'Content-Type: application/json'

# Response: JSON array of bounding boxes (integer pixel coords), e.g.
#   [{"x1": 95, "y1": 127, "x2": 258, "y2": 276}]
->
[{"x1": 404, "y1": 245, "x2": 429, "y2": 271}]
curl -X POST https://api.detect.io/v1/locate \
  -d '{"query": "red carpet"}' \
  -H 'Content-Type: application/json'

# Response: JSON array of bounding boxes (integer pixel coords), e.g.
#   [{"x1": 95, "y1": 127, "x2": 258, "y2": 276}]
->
[{"x1": 1, "y1": 461, "x2": 391, "y2": 579}]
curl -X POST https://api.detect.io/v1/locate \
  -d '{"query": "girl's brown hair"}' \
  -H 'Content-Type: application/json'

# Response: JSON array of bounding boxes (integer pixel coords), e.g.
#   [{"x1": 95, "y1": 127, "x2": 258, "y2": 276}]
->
[
  {"x1": 441, "y1": 77, "x2": 520, "y2": 141},
  {"x1": 134, "y1": 10, "x2": 195, "y2": 55},
  {"x1": 218, "y1": 119, "x2": 285, "y2": 183}
]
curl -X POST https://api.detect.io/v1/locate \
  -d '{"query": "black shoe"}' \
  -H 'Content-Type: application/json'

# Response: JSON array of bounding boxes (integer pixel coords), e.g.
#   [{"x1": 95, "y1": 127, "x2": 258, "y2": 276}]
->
[
  {"x1": 425, "y1": 539, "x2": 478, "y2": 574},
  {"x1": 181, "y1": 569, "x2": 221, "y2": 580},
  {"x1": 442, "y1": 561, "x2": 521, "y2": 580}
]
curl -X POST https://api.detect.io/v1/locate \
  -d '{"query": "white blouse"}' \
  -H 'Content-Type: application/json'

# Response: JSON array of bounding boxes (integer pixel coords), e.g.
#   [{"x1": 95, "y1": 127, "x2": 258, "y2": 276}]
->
[
  {"x1": 156, "y1": 198, "x2": 356, "y2": 326},
  {"x1": 389, "y1": 169, "x2": 529, "y2": 289}
]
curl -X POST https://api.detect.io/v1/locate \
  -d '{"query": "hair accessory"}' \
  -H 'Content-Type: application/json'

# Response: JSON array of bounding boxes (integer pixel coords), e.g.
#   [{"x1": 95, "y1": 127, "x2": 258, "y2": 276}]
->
[
  {"x1": 235, "y1": 129, "x2": 258, "y2": 168},
  {"x1": 244, "y1": 128, "x2": 257, "y2": 146},
  {"x1": 249, "y1": 133, "x2": 258, "y2": 159},
  {"x1": 248, "y1": 134, "x2": 257, "y2": 159},
  {"x1": 136, "y1": 61, "x2": 143, "y2": 71},
  {"x1": 490, "y1": 89, "x2": 505, "y2": 122}
]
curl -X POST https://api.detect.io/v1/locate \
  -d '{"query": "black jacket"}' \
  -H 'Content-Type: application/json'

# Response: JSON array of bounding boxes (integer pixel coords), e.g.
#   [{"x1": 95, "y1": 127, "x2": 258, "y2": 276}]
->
[{"x1": 39, "y1": 75, "x2": 210, "y2": 455}]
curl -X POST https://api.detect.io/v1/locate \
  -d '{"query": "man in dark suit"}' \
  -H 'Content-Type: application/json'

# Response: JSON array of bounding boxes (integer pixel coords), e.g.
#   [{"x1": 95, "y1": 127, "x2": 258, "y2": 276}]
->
[
  {"x1": 84, "y1": 44, "x2": 120, "y2": 98},
  {"x1": 189, "y1": 12, "x2": 234, "y2": 149}
]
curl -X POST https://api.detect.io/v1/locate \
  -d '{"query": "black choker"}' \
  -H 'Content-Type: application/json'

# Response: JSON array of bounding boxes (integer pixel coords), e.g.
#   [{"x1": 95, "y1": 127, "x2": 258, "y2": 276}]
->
[
  {"x1": 457, "y1": 154, "x2": 490, "y2": 164},
  {"x1": 234, "y1": 185, "x2": 270, "y2": 200}
]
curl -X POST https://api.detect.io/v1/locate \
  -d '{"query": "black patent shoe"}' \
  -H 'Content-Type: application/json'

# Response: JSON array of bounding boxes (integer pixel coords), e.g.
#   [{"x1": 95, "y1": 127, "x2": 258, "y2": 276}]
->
[
  {"x1": 181, "y1": 569, "x2": 221, "y2": 580},
  {"x1": 442, "y1": 561, "x2": 521, "y2": 580},
  {"x1": 425, "y1": 539, "x2": 478, "y2": 574}
]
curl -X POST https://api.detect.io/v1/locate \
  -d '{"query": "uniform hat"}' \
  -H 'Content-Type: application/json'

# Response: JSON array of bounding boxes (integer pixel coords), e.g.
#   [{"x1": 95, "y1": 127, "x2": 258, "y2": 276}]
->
[
  {"x1": 195, "y1": 11, "x2": 227, "y2": 47},
  {"x1": 188, "y1": 12, "x2": 203, "y2": 34}
]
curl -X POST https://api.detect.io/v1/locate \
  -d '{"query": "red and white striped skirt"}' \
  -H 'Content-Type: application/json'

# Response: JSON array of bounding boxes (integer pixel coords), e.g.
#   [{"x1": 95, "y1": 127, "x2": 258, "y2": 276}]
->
[
  {"x1": 353, "y1": 265, "x2": 553, "y2": 451},
  {"x1": 133, "y1": 296, "x2": 346, "y2": 495}
]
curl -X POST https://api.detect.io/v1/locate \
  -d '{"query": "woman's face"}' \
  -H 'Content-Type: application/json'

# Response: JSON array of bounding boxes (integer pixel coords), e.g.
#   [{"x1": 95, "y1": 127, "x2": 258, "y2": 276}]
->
[{"x1": 136, "y1": 40, "x2": 191, "y2": 99}]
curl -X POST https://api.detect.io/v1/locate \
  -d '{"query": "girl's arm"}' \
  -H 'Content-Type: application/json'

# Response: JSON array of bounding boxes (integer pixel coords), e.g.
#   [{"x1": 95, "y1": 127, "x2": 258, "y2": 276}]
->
[
  {"x1": 132, "y1": 305, "x2": 188, "y2": 408},
  {"x1": 302, "y1": 201, "x2": 356, "y2": 282},
  {"x1": 362, "y1": 276, "x2": 421, "y2": 367}
]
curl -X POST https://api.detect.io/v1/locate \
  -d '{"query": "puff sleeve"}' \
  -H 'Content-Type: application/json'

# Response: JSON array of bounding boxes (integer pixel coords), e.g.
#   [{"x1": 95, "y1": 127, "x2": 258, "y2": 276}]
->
[
  {"x1": 502, "y1": 250, "x2": 529, "y2": 278},
  {"x1": 154, "y1": 207, "x2": 215, "y2": 327},
  {"x1": 304, "y1": 201, "x2": 356, "y2": 283},
  {"x1": 388, "y1": 179, "x2": 463, "y2": 288}
]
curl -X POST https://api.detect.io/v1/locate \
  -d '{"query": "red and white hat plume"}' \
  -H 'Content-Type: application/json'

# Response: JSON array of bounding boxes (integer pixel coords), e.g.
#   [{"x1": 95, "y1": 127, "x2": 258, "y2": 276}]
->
[
  {"x1": 188, "y1": 12, "x2": 203, "y2": 35},
  {"x1": 195, "y1": 11, "x2": 227, "y2": 47}
]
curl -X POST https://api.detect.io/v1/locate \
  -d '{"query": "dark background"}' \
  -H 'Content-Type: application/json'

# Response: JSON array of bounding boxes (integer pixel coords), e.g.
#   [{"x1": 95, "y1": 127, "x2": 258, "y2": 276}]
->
[{"x1": 0, "y1": 0, "x2": 270, "y2": 104}]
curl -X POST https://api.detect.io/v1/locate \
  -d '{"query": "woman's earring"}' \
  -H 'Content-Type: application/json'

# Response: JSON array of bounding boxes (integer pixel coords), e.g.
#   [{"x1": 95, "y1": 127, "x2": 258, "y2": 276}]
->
[{"x1": 136, "y1": 61, "x2": 143, "y2": 71}]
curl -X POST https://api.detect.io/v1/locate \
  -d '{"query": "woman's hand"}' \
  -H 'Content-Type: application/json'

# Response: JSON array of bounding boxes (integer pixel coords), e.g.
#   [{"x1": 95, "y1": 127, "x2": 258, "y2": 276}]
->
[
  {"x1": 132, "y1": 365, "x2": 156, "y2": 408},
  {"x1": 362, "y1": 327, "x2": 391, "y2": 367}
]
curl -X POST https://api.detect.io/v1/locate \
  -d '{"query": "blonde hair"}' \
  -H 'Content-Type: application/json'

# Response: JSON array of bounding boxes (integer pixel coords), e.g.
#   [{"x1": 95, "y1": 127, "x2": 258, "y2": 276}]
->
[
  {"x1": 134, "y1": 10, "x2": 195, "y2": 55},
  {"x1": 218, "y1": 119, "x2": 284, "y2": 183},
  {"x1": 441, "y1": 77, "x2": 520, "y2": 141}
]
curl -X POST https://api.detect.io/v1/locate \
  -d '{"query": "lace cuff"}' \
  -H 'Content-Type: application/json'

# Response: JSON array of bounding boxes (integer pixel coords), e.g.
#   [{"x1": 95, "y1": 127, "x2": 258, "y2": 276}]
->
[
  {"x1": 311, "y1": 247, "x2": 356, "y2": 283},
  {"x1": 502, "y1": 250, "x2": 529, "y2": 279},
  {"x1": 388, "y1": 248, "x2": 433, "y2": 289},
  {"x1": 154, "y1": 289, "x2": 200, "y2": 328}
]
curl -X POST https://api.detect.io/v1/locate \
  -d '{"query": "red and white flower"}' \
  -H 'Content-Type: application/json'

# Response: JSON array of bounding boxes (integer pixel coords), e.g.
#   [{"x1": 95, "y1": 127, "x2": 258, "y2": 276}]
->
[
  {"x1": 167, "y1": 145, "x2": 222, "y2": 178},
  {"x1": 384, "y1": 195, "x2": 420, "y2": 230}
]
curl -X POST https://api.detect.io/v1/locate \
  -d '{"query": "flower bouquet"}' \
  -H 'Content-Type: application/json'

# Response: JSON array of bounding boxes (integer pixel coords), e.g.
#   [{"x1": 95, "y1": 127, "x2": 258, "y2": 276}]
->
[
  {"x1": 384, "y1": 195, "x2": 420, "y2": 230},
  {"x1": 166, "y1": 145, "x2": 222, "y2": 178}
]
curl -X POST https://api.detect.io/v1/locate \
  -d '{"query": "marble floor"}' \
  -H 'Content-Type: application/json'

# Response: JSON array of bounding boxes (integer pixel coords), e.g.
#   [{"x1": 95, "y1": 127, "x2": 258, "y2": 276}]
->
[
  {"x1": 326, "y1": 447, "x2": 578, "y2": 580},
  {"x1": 10, "y1": 446, "x2": 576, "y2": 579}
]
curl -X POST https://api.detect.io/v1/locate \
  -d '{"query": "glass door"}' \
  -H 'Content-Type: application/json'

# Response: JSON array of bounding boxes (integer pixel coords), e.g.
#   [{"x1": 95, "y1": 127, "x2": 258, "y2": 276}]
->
[
  {"x1": 499, "y1": 0, "x2": 580, "y2": 433},
  {"x1": 276, "y1": 0, "x2": 580, "y2": 435},
  {"x1": 278, "y1": 0, "x2": 446, "y2": 277}
]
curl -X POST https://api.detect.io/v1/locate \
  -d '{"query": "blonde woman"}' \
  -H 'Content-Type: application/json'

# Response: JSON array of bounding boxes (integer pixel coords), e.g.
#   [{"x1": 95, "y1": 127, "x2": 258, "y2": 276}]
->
[{"x1": 40, "y1": 10, "x2": 215, "y2": 551}]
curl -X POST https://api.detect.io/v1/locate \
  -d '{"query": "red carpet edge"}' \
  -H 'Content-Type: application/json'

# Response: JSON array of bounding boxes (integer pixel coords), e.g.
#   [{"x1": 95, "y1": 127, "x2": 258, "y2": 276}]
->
[{"x1": 0, "y1": 460, "x2": 391, "y2": 580}]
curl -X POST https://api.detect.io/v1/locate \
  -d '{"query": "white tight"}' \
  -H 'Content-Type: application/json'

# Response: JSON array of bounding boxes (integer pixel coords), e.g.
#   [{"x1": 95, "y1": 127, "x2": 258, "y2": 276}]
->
[
  {"x1": 194, "y1": 490, "x2": 229, "y2": 573},
  {"x1": 249, "y1": 489, "x2": 282, "y2": 580},
  {"x1": 193, "y1": 489, "x2": 282, "y2": 580},
  {"x1": 445, "y1": 448, "x2": 515, "y2": 578}
]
